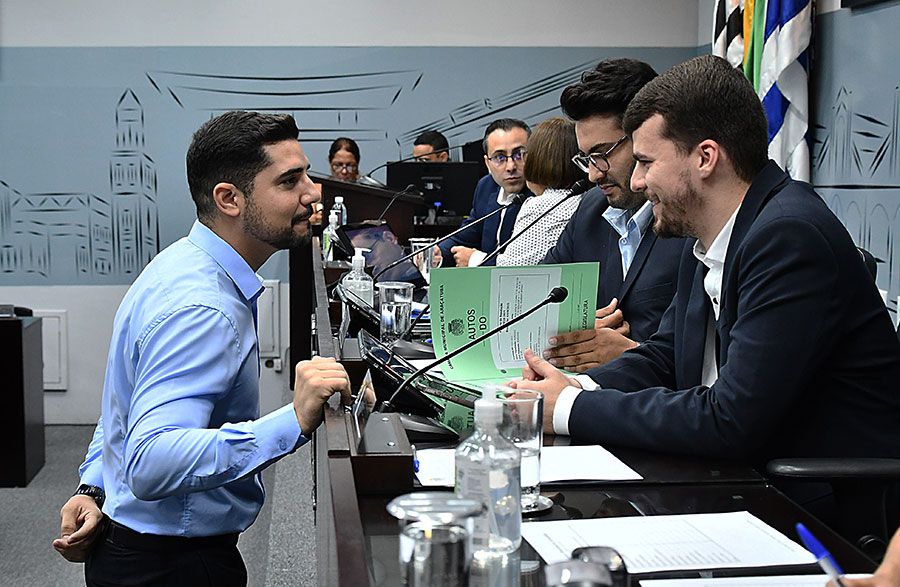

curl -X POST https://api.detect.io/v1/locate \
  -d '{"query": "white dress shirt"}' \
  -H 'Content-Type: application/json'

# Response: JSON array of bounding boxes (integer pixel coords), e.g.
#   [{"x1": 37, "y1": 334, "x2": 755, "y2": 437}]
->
[
  {"x1": 468, "y1": 187, "x2": 516, "y2": 267},
  {"x1": 692, "y1": 202, "x2": 742, "y2": 387}
]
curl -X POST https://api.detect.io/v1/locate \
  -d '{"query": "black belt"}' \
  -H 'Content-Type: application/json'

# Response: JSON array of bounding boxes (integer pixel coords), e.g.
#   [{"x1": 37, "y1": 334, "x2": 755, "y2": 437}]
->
[{"x1": 105, "y1": 519, "x2": 239, "y2": 553}]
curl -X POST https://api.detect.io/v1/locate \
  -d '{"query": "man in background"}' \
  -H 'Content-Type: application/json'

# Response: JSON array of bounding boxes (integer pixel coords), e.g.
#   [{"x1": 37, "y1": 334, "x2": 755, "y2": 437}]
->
[
  {"x1": 53, "y1": 111, "x2": 351, "y2": 586},
  {"x1": 437, "y1": 118, "x2": 532, "y2": 267},
  {"x1": 541, "y1": 58, "x2": 688, "y2": 372},
  {"x1": 413, "y1": 130, "x2": 451, "y2": 162}
]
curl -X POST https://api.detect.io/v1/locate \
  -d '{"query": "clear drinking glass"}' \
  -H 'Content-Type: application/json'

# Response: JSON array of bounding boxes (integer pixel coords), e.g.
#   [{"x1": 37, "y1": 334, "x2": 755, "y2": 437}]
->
[
  {"x1": 386, "y1": 492, "x2": 483, "y2": 586},
  {"x1": 376, "y1": 281, "x2": 414, "y2": 345},
  {"x1": 497, "y1": 389, "x2": 548, "y2": 512},
  {"x1": 408, "y1": 237, "x2": 437, "y2": 284}
]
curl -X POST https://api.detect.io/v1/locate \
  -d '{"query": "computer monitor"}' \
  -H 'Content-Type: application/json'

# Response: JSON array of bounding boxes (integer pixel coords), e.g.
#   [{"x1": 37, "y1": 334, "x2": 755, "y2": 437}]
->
[{"x1": 386, "y1": 161, "x2": 485, "y2": 217}]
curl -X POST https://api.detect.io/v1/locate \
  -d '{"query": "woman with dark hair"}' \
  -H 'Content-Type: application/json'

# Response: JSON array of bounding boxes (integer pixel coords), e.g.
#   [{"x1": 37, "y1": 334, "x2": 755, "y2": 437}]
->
[
  {"x1": 328, "y1": 137, "x2": 360, "y2": 182},
  {"x1": 496, "y1": 117, "x2": 586, "y2": 266}
]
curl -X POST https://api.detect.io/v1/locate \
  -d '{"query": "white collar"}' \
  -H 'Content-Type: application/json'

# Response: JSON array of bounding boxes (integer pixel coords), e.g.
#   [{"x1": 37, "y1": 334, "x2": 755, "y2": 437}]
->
[
  {"x1": 496, "y1": 186, "x2": 517, "y2": 206},
  {"x1": 693, "y1": 202, "x2": 742, "y2": 270}
]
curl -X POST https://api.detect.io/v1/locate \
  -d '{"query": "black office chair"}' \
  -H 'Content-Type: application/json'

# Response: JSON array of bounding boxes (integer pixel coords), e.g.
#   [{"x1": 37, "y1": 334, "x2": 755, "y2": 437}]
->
[
  {"x1": 767, "y1": 459, "x2": 900, "y2": 561},
  {"x1": 766, "y1": 248, "x2": 899, "y2": 561},
  {"x1": 857, "y1": 246, "x2": 879, "y2": 280}
]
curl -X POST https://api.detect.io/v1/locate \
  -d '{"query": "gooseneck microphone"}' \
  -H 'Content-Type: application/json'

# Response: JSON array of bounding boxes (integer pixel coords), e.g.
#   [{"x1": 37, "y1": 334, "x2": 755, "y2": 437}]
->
[
  {"x1": 377, "y1": 184, "x2": 420, "y2": 221},
  {"x1": 378, "y1": 286, "x2": 569, "y2": 413},
  {"x1": 371, "y1": 192, "x2": 530, "y2": 282},
  {"x1": 479, "y1": 179, "x2": 593, "y2": 266}
]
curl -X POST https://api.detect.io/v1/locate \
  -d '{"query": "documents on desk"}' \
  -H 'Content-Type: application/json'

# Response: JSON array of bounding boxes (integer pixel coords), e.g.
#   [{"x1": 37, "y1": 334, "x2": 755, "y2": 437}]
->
[
  {"x1": 639, "y1": 575, "x2": 871, "y2": 585},
  {"x1": 415, "y1": 445, "x2": 642, "y2": 487},
  {"x1": 521, "y1": 512, "x2": 815, "y2": 573},
  {"x1": 429, "y1": 262, "x2": 598, "y2": 384}
]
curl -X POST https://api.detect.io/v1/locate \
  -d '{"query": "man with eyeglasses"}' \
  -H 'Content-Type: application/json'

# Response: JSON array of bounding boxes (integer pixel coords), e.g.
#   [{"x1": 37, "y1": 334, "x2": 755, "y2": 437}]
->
[
  {"x1": 412, "y1": 130, "x2": 451, "y2": 162},
  {"x1": 436, "y1": 118, "x2": 532, "y2": 267},
  {"x1": 540, "y1": 58, "x2": 689, "y2": 372}
]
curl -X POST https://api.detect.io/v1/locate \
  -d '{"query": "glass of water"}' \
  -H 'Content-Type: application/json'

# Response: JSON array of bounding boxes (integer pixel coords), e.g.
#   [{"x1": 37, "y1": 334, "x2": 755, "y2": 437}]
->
[
  {"x1": 496, "y1": 389, "x2": 548, "y2": 513},
  {"x1": 408, "y1": 237, "x2": 437, "y2": 284},
  {"x1": 376, "y1": 281, "x2": 414, "y2": 345},
  {"x1": 386, "y1": 492, "x2": 483, "y2": 586}
]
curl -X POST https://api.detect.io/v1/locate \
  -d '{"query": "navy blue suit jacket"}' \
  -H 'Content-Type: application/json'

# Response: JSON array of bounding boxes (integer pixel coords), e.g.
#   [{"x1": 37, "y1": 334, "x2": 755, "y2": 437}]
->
[
  {"x1": 438, "y1": 175, "x2": 524, "y2": 267},
  {"x1": 542, "y1": 187, "x2": 688, "y2": 342},
  {"x1": 572, "y1": 162, "x2": 900, "y2": 463}
]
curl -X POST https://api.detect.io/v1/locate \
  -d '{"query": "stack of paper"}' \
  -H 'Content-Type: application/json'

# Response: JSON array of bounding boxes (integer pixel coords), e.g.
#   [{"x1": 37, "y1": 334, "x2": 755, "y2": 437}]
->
[
  {"x1": 521, "y1": 512, "x2": 815, "y2": 573},
  {"x1": 415, "y1": 445, "x2": 643, "y2": 487}
]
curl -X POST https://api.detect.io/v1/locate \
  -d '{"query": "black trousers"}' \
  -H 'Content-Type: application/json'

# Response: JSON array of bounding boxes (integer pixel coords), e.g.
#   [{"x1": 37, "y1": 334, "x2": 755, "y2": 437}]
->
[{"x1": 84, "y1": 521, "x2": 247, "y2": 587}]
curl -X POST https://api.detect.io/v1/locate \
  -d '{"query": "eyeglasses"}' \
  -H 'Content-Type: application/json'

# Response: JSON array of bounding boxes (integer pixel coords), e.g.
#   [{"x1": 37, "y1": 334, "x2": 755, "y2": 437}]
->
[
  {"x1": 571, "y1": 135, "x2": 629, "y2": 174},
  {"x1": 487, "y1": 147, "x2": 527, "y2": 167},
  {"x1": 331, "y1": 162, "x2": 358, "y2": 172}
]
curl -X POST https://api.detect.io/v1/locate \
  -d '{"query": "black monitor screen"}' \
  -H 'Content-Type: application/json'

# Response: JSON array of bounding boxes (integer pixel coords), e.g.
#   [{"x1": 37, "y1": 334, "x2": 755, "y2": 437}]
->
[{"x1": 386, "y1": 161, "x2": 485, "y2": 216}]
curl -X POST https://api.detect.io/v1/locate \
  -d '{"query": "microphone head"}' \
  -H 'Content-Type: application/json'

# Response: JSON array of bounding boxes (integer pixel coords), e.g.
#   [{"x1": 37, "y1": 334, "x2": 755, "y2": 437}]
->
[
  {"x1": 511, "y1": 192, "x2": 531, "y2": 206},
  {"x1": 569, "y1": 179, "x2": 594, "y2": 197},
  {"x1": 357, "y1": 175, "x2": 387, "y2": 188},
  {"x1": 548, "y1": 286, "x2": 568, "y2": 303}
]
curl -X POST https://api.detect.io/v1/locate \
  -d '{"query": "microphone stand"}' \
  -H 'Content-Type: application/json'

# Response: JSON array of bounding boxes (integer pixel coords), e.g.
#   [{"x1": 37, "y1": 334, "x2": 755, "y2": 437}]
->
[
  {"x1": 377, "y1": 184, "x2": 420, "y2": 221},
  {"x1": 378, "y1": 286, "x2": 568, "y2": 412},
  {"x1": 480, "y1": 179, "x2": 593, "y2": 266},
  {"x1": 371, "y1": 193, "x2": 529, "y2": 281}
]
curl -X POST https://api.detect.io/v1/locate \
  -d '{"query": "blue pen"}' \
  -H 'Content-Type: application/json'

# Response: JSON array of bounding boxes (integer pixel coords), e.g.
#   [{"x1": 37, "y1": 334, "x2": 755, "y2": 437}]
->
[{"x1": 796, "y1": 522, "x2": 847, "y2": 587}]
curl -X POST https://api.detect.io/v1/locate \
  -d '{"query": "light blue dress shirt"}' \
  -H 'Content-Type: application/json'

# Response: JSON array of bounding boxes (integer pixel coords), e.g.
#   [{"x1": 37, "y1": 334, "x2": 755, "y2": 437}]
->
[
  {"x1": 601, "y1": 200, "x2": 655, "y2": 277},
  {"x1": 78, "y1": 221, "x2": 304, "y2": 537}
]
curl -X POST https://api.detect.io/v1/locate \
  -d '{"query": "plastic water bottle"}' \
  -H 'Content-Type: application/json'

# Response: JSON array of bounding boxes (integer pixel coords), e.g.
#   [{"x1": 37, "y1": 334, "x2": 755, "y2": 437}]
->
[
  {"x1": 455, "y1": 393, "x2": 522, "y2": 559},
  {"x1": 331, "y1": 196, "x2": 348, "y2": 226},
  {"x1": 322, "y1": 212, "x2": 339, "y2": 261},
  {"x1": 342, "y1": 247, "x2": 374, "y2": 307}
]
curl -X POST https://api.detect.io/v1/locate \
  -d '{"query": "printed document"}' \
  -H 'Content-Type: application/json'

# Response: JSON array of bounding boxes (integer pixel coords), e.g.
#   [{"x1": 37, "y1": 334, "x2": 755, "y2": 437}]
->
[
  {"x1": 416, "y1": 445, "x2": 642, "y2": 487},
  {"x1": 639, "y1": 575, "x2": 871, "y2": 586},
  {"x1": 521, "y1": 511, "x2": 815, "y2": 573},
  {"x1": 429, "y1": 263, "x2": 598, "y2": 382}
]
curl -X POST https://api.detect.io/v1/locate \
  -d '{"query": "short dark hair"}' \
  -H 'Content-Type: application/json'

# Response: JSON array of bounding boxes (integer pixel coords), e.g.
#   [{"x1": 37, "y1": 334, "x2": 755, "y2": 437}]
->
[
  {"x1": 328, "y1": 137, "x2": 360, "y2": 163},
  {"x1": 186, "y1": 111, "x2": 299, "y2": 223},
  {"x1": 413, "y1": 130, "x2": 449, "y2": 153},
  {"x1": 560, "y1": 58, "x2": 658, "y2": 125},
  {"x1": 622, "y1": 55, "x2": 769, "y2": 183},
  {"x1": 524, "y1": 117, "x2": 585, "y2": 189},
  {"x1": 482, "y1": 118, "x2": 531, "y2": 154}
]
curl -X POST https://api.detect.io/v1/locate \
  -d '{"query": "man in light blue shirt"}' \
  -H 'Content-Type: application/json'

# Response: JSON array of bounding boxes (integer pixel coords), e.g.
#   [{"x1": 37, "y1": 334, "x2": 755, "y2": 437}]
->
[{"x1": 53, "y1": 111, "x2": 351, "y2": 586}]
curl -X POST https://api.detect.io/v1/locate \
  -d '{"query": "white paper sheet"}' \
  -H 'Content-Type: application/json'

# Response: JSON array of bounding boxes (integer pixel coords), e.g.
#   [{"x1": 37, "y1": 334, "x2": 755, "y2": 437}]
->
[
  {"x1": 640, "y1": 575, "x2": 871, "y2": 586},
  {"x1": 415, "y1": 445, "x2": 643, "y2": 487},
  {"x1": 521, "y1": 511, "x2": 816, "y2": 573}
]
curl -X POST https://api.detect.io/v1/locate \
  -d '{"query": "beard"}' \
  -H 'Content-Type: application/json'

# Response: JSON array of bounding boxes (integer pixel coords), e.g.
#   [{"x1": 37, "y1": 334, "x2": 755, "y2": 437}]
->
[
  {"x1": 605, "y1": 160, "x2": 646, "y2": 211},
  {"x1": 651, "y1": 171, "x2": 701, "y2": 239},
  {"x1": 243, "y1": 199, "x2": 311, "y2": 250}
]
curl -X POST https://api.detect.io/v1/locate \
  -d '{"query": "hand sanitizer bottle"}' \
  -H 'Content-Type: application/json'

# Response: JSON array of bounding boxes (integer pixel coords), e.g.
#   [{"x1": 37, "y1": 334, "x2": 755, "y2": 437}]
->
[
  {"x1": 322, "y1": 212, "x2": 339, "y2": 261},
  {"x1": 342, "y1": 247, "x2": 374, "y2": 307},
  {"x1": 455, "y1": 393, "x2": 522, "y2": 558}
]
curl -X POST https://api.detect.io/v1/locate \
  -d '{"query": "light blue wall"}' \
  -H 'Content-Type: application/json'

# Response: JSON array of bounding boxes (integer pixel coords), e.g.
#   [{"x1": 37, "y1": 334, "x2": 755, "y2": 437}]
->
[
  {"x1": 811, "y1": 5, "x2": 900, "y2": 318},
  {"x1": 0, "y1": 46, "x2": 696, "y2": 285}
]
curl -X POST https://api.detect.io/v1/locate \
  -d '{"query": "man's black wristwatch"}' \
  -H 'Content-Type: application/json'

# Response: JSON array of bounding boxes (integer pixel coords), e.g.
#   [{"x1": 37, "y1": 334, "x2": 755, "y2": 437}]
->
[{"x1": 74, "y1": 483, "x2": 105, "y2": 509}]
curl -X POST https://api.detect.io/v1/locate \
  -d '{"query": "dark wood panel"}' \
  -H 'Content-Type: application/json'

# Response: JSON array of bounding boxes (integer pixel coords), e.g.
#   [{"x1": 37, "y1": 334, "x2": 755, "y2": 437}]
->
[{"x1": 314, "y1": 175, "x2": 426, "y2": 245}]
